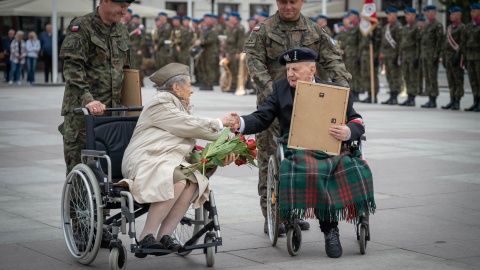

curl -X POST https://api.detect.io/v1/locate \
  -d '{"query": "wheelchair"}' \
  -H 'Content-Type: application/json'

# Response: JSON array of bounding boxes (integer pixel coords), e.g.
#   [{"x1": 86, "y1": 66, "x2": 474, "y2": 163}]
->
[
  {"x1": 266, "y1": 136, "x2": 370, "y2": 256},
  {"x1": 61, "y1": 107, "x2": 222, "y2": 269}
]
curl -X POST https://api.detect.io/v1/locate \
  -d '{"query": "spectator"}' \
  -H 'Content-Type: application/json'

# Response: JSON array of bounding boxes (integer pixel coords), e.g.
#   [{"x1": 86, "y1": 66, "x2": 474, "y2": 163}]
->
[
  {"x1": 26, "y1": 31, "x2": 41, "y2": 85},
  {"x1": 3, "y1": 29, "x2": 15, "y2": 82},
  {"x1": 9, "y1": 30, "x2": 26, "y2": 85},
  {"x1": 40, "y1": 23, "x2": 53, "y2": 83}
]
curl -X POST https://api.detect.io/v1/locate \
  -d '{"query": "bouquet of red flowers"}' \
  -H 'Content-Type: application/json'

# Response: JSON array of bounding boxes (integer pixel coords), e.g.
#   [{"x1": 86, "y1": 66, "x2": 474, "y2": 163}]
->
[{"x1": 185, "y1": 129, "x2": 258, "y2": 179}]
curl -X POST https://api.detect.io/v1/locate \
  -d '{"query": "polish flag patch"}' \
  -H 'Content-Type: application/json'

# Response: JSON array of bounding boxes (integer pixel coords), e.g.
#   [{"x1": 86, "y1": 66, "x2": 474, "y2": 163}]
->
[
  {"x1": 253, "y1": 26, "x2": 260, "y2": 31},
  {"x1": 71, "y1": 26, "x2": 79, "y2": 32}
]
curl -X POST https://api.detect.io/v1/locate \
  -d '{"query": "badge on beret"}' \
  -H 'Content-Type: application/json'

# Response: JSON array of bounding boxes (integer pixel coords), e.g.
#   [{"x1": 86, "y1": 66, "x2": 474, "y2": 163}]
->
[{"x1": 71, "y1": 26, "x2": 79, "y2": 32}]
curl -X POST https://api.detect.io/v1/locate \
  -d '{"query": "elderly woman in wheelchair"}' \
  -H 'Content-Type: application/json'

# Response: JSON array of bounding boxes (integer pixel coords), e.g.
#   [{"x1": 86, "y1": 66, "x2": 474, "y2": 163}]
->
[{"x1": 227, "y1": 48, "x2": 376, "y2": 258}]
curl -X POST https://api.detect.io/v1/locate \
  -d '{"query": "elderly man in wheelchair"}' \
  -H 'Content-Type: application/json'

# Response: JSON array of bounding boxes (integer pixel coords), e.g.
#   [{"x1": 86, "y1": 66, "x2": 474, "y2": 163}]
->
[
  {"x1": 61, "y1": 63, "x2": 239, "y2": 269},
  {"x1": 227, "y1": 48, "x2": 376, "y2": 258}
]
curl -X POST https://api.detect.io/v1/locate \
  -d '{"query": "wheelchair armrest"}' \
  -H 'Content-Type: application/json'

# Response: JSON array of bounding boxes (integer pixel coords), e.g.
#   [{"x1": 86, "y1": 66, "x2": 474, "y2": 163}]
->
[{"x1": 81, "y1": 149, "x2": 107, "y2": 157}]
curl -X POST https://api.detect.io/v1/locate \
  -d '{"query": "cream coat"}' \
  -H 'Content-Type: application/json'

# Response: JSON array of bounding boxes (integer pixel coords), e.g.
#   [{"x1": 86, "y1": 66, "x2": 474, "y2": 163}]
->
[{"x1": 121, "y1": 91, "x2": 220, "y2": 208}]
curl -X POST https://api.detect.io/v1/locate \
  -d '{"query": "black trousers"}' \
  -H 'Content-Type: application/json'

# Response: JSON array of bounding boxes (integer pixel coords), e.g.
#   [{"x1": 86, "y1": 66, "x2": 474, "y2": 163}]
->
[
  {"x1": 4, "y1": 58, "x2": 11, "y2": 81},
  {"x1": 319, "y1": 221, "x2": 338, "y2": 233},
  {"x1": 43, "y1": 54, "x2": 52, "y2": 82}
]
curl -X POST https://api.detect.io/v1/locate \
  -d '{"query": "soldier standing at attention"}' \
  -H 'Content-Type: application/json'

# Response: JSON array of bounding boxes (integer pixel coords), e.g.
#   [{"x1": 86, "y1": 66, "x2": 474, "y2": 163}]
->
[
  {"x1": 194, "y1": 14, "x2": 219, "y2": 91},
  {"x1": 170, "y1": 16, "x2": 190, "y2": 66},
  {"x1": 358, "y1": 25, "x2": 381, "y2": 103},
  {"x1": 441, "y1": 6, "x2": 465, "y2": 110},
  {"x1": 225, "y1": 11, "x2": 245, "y2": 93},
  {"x1": 344, "y1": 10, "x2": 361, "y2": 101},
  {"x1": 244, "y1": 0, "x2": 351, "y2": 246},
  {"x1": 399, "y1": 8, "x2": 422, "y2": 107},
  {"x1": 380, "y1": 7, "x2": 403, "y2": 105},
  {"x1": 316, "y1": 15, "x2": 333, "y2": 37},
  {"x1": 416, "y1": 16, "x2": 426, "y2": 97},
  {"x1": 420, "y1": 5, "x2": 444, "y2": 109},
  {"x1": 128, "y1": 14, "x2": 146, "y2": 86},
  {"x1": 464, "y1": 4, "x2": 480, "y2": 112},
  {"x1": 154, "y1": 12, "x2": 172, "y2": 70}
]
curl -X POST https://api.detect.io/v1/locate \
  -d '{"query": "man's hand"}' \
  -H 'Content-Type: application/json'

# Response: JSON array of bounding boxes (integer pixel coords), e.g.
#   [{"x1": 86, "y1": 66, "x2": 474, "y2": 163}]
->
[
  {"x1": 194, "y1": 39, "x2": 201, "y2": 46},
  {"x1": 222, "y1": 153, "x2": 238, "y2": 166},
  {"x1": 220, "y1": 113, "x2": 240, "y2": 132},
  {"x1": 85, "y1": 101, "x2": 106, "y2": 116},
  {"x1": 329, "y1": 125, "x2": 351, "y2": 141}
]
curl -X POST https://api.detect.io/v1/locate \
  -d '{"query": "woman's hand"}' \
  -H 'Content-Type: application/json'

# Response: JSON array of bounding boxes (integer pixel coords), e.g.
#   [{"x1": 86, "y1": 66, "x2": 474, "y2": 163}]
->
[
  {"x1": 329, "y1": 125, "x2": 351, "y2": 141},
  {"x1": 85, "y1": 100, "x2": 106, "y2": 115},
  {"x1": 222, "y1": 153, "x2": 238, "y2": 166}
]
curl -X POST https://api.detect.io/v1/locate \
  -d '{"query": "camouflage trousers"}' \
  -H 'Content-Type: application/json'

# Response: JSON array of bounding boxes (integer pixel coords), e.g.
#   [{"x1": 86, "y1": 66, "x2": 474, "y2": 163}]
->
[
  {"x1": 228, "y1": 55, "x2": 239, "y2": 88},
  {"x1": 384, "y1": 56, "x2": 402, "y2": 93},
  {"x1": 466, "y1": 60, "x2": 480, "y2": 98},
  {"x1": 360, "y1": 53, "x2": 379, "y2": 95},
  {"x1": 256, "y1": 119, "x2": 280, "y2": 218},
  {"x1": 345, "y1": 54, "x2": 362, "y2": 93},
  {"x1": 155, "y1": 49, "x2": 172, "y2": 70},
  {"x1": 199, "y1": 50, "x2": 218, "y2": 86},
  {"x1": 445, "y1": 54, "x2": 465, "y2": 98},
  {"x1": 402, "y1": 58, "x2": 421, "y2": 96},
  {"x1": 421, "y1": 56, "x2": 439, "y2": 97}
]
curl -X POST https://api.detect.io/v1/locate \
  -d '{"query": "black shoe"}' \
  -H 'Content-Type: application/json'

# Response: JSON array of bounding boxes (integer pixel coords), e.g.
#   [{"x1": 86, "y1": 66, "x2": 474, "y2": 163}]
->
[
  {"x1": 200, "y1": 85, "x2": 213, "y2": 91},
  {"x1": 360, "y1": 96, "x2": 377, "y2": 104},
  {"x1": 451, "y1": 98, "x2": 460, "y2": 110},
  {"x1": 399, "y1": 94, "x2": 415, "y2": 106},
  {"x1": 465, "y1": 97, "x2": 479, "y2": 112},
  {"x1": 263, "y1": 220, "x2": 286, "y2": 235},
  {"x1": 159, "y1": 235, "x2": 181, "y2": 252},
  {"x1": 324, "y1": 227, "x2": 343, "y2": 258},
  {"x1": 421, "y1": 96, "x2": 437, "y2": 108},
  {"x1": 100, "y1": 228, "x2": 112, "y2": 249},
  {"x1": 441, "y1": 98, "x2": 454, "y2": 110},
  {"x1": 135, "y1": 234, "x2": 165, "y2": 258},
  {"x1": 296, "y1": 219, "x2": 310, "y2": 230}
]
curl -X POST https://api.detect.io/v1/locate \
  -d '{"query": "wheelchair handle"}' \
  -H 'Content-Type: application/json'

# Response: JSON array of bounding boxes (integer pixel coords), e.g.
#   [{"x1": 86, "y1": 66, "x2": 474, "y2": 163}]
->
[{"x1": 73, "y1": 106, "x2": 144, "y2": 115}]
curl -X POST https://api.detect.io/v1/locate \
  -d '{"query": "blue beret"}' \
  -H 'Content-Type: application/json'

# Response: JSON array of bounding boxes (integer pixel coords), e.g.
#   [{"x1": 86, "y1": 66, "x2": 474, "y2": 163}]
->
[
  {"x1": 113, "y1": 0, "x2": 135, "y2": 3},
  {"x1": 337, "y1": 22, "x2": 344, "y2": 27},
  {"x1": 424, "y1": 5, "x2": 437, "y2": 11},
  {"x1": 172, "y1": 15, "x2": 180, "y2": 20},
  {"x1": 386, "y1": 7, "x2": 398, "y2": 13},
  {"x1": 182, "y1": 16, "x2": 191, "y2": 21},
  {"x1": 212, "y1": 14, "x2": 219, "y2": 19},
  {"x1": 318, "y1": 15, "x2": 327, "y2": 19},
  {"x1": 199, "y1": 18, "x2": 204, "y2": 22},
  {"x1": 158, "y1": 12, "x2": 168, "y2": 17},
  {"x1": 311, "y1": 17, "x2": 317, "y2": 22},
  {"x1": 448, "y1": 6, "x2": 462, "y2": 13},
  {"x1": 342, "y1": 13, "x2": 349, "y2": 19},
  {"x1": 278, "y1": 47, "x2": 318, "y2": 66},
  {"x1": 127, "y1": 8, "x2": 132, "y2": 14},
  {"x1": 349, "y1": 9, "x2": 359, "y2": 16},
  {"x1": 404, "y1": 7, "x2": 417, "y2": 14},
  {"x1": 259, "y1": 11, "x2": 269, "y2": 18},
  {"x1": 224, "y1": 16, "x2": 230, "y2": 21},
  {"x1": 204, "y1": 13, "x2": 213, "y2": 18},
  {"x1": 416, "y1": 16, "x2": 426, "y2": 22},
  {"x1": 132, "y1": 14, "x2": 140, "y2": 19},
  {"x1": 155, "y1": 17, "x2": 160, "y2": 22},
  {"x1": 192, "y1": 18, "x2": 200, "y2": 23},
  {"x1": 230, "y1": 11, "x2": 241, "y2": 20},
  {"x1": 248, "y1": 17, "x2": 256, "y2": 22},
  {"x1": 471, "y1": 4, "x2": 480, "y2": 10}
]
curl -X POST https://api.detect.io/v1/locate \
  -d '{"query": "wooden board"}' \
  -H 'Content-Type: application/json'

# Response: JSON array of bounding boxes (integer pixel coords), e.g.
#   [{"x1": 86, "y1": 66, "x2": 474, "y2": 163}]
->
[
  {"x1": 287, "y1": 81, "x2": 349, "y2": 155},
  {"x1": 122, "y1": 69, "x2": 142, "y2": 116}
]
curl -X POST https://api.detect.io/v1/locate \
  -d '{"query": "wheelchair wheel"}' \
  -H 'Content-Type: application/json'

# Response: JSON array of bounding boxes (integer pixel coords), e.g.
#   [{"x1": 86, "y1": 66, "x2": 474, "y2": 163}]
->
[
  {"x1": 266, "y1": 155, "x2": 280, "y2": 246},
  {"x1": 359, "y1": 225, "x2": 367, "y2": 255},
  {"x1": 286, "y1": 224, "x2": 302, "y2": 256},
  {"x1": 61, "y1": 163, "x2": 104, "y2": 265},
  {"x1": 205, "y1": 236, "x2": 215, "y2": 267},
  {"x1": 174, "y1": 207, "x2": 203, "y2": 256},
  {"x1": 109, "y1": 245, "x2": 127, "y2": 270}
]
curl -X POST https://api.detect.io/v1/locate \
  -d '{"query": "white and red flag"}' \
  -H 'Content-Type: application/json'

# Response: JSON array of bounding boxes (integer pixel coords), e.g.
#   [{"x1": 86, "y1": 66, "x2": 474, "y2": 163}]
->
[{"x1": 359, "y1": 0, "x2": 378, "y2": 36}]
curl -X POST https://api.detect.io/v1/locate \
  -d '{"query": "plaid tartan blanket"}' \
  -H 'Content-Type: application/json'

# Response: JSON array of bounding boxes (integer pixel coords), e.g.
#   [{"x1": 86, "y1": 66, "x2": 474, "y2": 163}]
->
[{"x1": 279, "y1": 143, "x2": 376, "y2": 223}]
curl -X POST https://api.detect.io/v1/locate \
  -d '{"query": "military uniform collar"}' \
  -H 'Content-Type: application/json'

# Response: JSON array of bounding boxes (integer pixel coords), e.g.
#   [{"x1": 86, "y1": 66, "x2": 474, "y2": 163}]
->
[
  {"x1": 93, "y1": 8, "x2": 118, "y2": 35},
  {"x1": 274, "y1": 11, "x2": 308, "y2": 31}
]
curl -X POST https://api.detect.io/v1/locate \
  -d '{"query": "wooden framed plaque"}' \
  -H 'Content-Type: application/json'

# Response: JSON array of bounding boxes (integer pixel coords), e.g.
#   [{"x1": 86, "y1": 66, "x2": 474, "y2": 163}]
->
[
  {"x1": 287, "y1": 81, "x2": 350, "y2": 155},
  {"x1": 122, "y1": 69, "x2": 142, "y2": 116}
]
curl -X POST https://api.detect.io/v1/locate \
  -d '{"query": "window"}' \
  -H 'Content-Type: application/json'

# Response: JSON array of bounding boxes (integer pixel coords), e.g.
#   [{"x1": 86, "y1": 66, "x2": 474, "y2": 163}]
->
[
  {"x1": 381, "y1": 0, "x2": 412, "y2": 11},
  {"x1": 166, "y1": 2, "x2": 188, "y2": 17}
]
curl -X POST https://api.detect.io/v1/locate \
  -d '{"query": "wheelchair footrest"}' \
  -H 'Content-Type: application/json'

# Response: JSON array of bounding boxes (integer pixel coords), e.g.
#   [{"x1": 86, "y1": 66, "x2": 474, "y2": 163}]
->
[
  {"x1": 134, "y1": 248, "x2": 173, "y2": 257},
  {"x1": 179, "y1": 238, "x2": 222, "y2": 252}
]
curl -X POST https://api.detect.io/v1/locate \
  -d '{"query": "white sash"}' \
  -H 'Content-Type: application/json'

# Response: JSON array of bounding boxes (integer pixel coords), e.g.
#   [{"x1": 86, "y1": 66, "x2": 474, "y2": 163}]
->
[
  {"x1": 447, "y1": 25, "x2": 460, "y2": 52},
  {"x1": 385, "y1": 24, "x2": 396, "y2": 49}
]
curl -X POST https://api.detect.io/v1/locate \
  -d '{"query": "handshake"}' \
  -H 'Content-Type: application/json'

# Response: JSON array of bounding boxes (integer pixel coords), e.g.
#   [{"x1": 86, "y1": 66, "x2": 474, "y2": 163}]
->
[{"x1": 220, "y1": 112, "x2": 241, "y2": 132}]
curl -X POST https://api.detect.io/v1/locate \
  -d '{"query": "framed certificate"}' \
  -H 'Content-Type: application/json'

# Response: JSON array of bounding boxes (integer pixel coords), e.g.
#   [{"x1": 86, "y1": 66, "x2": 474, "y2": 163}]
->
[
  {"x1": 287, "y1": 81, "x2": 350, "y2": 155},
  {"x1": 122, "y1": 69, "x2": 142, "y2": 116}
]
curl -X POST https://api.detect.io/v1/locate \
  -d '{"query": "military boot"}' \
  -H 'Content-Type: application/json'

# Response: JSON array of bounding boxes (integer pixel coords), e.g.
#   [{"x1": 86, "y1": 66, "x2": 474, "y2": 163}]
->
[
  {"x1": 381, "y1": 92, "x2": 393, "y2": 105},
  {"x1": 389, "y1": 92, "x2": 398, "y2": 105},
  {"x1": 360, "y1": 94, "x2": 377, "y2": 104},
  {"x1": 399, "y1": 94, "x2": 415, "y2": 106},
  {"x1": 451, "y1": 97, "x2": 460, "y2": 110},
  {"x1": 465, "y1": 97, "x2": 479, "y2": 112},
  {"x1": 474, "y1": 100, "x2": 480, "y2": 112},
  {"x1": 421, "y1": 96, "x2": 437, "y2": 108},
  {"x1": 441, "y1": 96, "x2": 454, "y2": 110}
]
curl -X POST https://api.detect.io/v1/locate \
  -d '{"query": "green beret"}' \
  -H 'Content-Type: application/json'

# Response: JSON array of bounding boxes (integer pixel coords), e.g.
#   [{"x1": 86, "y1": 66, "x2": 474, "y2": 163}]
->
[
  {"x1": 113, "y1": 0, "x2": 135, "y2": 3},
  {"x1": 150, "y1": 63, "x2": 190, "y2": 87}
]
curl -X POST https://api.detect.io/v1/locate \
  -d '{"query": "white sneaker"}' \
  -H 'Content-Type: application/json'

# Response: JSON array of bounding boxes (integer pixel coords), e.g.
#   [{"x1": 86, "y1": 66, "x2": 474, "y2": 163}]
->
[
  {"x1": 8, "y1": 81, "x2": 13, "y2": 85},
  {"x1": 17, "y1": 81, "x2": 21, "y2": 85}
]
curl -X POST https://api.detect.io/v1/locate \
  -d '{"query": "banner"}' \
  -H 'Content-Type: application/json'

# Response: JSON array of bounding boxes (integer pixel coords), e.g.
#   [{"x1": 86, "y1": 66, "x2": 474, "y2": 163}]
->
[{"x1": 359, "y1": 0, "x2": 378, "y2": 36}]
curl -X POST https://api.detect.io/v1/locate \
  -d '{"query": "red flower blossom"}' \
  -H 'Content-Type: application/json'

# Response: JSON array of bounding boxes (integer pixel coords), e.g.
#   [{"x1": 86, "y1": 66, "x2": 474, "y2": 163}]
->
[
  {"x1": 250, "y1": 149, "x2": 258, "y2": 158},
  {"x1": 201, "y1": 158, "x2": 207, "y2": 164},
  {"x1": 239, "y1": 134, "x2": 247, "y2": 142},
  {"x1": 246, "y1": 139, "x2": 256, "y2": 150},
  {"x1": 235, "y1": 159, "x2": 247, "y2": 166},
  {"x1": 195, "y1": 145, "x2": 204, "y2": 151}
]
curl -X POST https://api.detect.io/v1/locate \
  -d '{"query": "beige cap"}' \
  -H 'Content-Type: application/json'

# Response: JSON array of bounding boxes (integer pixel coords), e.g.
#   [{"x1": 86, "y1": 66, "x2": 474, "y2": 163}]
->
[{"x1": 149, "y1": 63, "x2": 190, "y2": 87}]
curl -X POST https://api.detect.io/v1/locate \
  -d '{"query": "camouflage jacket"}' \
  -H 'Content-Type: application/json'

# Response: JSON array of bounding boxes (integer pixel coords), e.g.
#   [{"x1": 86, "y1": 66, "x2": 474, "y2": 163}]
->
[
  {"x1": 463, "y1": 21, "x2": 480, "y2": 60},
  {"x1": 156, "y1": 23, "x2": 172, "y2": 53},
  {"x1": 170, "y1": 26, "x2": 190, "y2": 51},
  {"x1": 244, "y1": 11, "x2": 350, "y2": 104},
  {"x1": 420, "y1": 19, "x2": 444, "y2": 58},
  {"x1": 59, "y1": 9, "x2": 132, "y2": 116},
  {"x1": 344, "y1": 23, "x2": 360, "y2": 57},
  {"x1": 226, "y1": 23, "x2": 245, "y2": 55},
  {"x1": 358, "y1": 26, "x2": 381, "y2": 57},
  {"x1": 323, "y1": 25, "x2": 334, "y2": 37},
  {"x1": 399, "y1": 22, "x2": 421, "y2": 60},
  {"x1": 128, "y1": 22, "x2": 145, "y2": 53},
  {"x1": 380, "y1": 21, "x2": 402, "y2": 57},
  {"x1": 442, "y1": 22, "x2": 465, "y2": 58},
  {"x1": 201, "y1": 25, "x2": 219, "y2": 52}
]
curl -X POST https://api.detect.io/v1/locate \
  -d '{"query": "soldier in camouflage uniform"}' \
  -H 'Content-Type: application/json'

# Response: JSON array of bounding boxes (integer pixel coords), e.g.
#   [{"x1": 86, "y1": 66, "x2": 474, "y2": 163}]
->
[
  {"x1": 416, "y1": 17, "x2": 426, "y2": 96},
  {"x1": 358, "y1": 25, "x2": 381, "y2": 103},
  {"x1": 399, "y1": 8, "x2": 422, "y2": 107},
  {"x1": 441, "y1": 6, "x2": 465, "y2": 111},
  {"x1": 59, "y1": 0, "x2": 132, "y2": 175},
  {"x1": 194, "y1": 14, "x2": 219, "y2": 90},
  {"x1": 244, "y1": 0, "x2": 351, "y2": 235},
  {"x1": 380, "y1": 7, "x2": 403, "y2": 105},
  {"x1": 170, "y1": 16, "x2": 190, "y2": 66},
  {"x1": 128, "y1": 14, "x2": 146, "y2": 86},
  {"x1": 225, "y1": 11, "x2": 245, "y2": 92},
  {"x1": 420, "y1": 5, "x2": 444, "y2": 109},
  {"x1": 192, "y1": 18, "x2": 203, "y2": 85},
  {"x1": 182, "y1": 16, "x2": 195, "y2": 68},
  {"x1": 154, "y1": 12, "x2": 172, "y2": 70},
  {"x1": 463, "y1": 4, "x2": 480, "y2": 112},
  {"x1": 316, "y1": 15, "x2": 333, "y2": 37},
  {"x1": 344, "y1": 10, "x2": 362, "y2": 101},
  {"x1": 333, "y1": 22, "x2": 347, "y2": 59}
]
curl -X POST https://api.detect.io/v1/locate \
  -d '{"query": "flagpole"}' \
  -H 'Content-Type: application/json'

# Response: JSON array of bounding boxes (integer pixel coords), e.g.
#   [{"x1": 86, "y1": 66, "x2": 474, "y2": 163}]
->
[{"x1": 369, "y1": 35, "x2": 375, "y2": 104}]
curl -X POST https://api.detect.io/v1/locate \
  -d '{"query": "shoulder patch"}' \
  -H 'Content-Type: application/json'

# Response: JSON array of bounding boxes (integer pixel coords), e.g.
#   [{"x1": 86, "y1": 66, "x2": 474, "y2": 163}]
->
[{"x1": 71, "y1": 26, "x2": 79, "y2": 32}]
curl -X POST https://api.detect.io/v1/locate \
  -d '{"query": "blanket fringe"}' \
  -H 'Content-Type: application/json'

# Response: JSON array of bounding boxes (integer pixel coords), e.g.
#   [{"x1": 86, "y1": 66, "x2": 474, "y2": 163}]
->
[{"x1": 279, "y1": 198, "x2": 376, "y2": 223}]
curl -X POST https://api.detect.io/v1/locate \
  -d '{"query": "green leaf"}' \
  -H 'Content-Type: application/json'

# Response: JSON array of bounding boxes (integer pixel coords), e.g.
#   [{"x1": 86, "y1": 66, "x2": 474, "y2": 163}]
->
[
  {"x1": 246, "y1": 155, "x2": 257, "y2": 167},
  {"x1": 190, "y1": 152, "x2": 202, "y2": 163},
  {"x1": 232, "y1": 143, "x2": 247, "y2": 154},
  {"x1": 211, "y1": 129, "x2": 230, "y2": 149},
  {"x1": 201, "y1": 143, "x2": 211, "y2": 158},
  {"x1": 211, "y1": 157, "x2": 225, "y2": 167}
]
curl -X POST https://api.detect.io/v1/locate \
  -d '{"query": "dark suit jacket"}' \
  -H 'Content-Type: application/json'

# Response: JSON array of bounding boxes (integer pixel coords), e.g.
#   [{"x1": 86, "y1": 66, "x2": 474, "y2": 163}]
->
[{"x1": 242, "y1": 77, "x2": 364, "y2": 141}]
